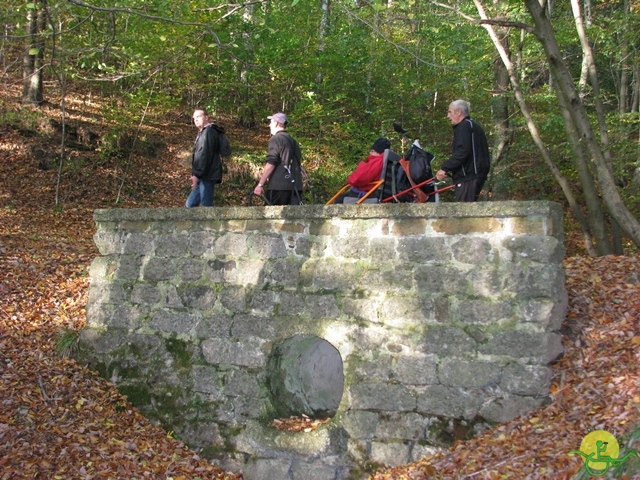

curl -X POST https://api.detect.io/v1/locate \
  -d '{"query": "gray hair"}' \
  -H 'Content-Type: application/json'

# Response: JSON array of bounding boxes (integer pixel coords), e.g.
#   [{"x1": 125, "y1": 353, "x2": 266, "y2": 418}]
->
[{"x1": 450, "y1": 99, "x2": 470, "y2": 117}]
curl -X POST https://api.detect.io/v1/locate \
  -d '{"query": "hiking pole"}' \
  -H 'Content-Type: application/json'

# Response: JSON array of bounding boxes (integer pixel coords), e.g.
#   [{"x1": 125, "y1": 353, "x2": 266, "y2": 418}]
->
[{"x1": 248, "y1": 191, "x2": 272, "y2": 206}]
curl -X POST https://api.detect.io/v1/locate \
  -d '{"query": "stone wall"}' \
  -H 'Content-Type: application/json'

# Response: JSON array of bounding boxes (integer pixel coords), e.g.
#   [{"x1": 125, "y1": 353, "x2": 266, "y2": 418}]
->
[{"x1": 78, "y1": 201, "x2": 567, "y2": 479}]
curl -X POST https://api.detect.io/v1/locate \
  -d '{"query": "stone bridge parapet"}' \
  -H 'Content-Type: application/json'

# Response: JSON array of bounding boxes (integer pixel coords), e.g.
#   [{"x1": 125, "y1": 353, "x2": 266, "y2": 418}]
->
[{"x1": 79, "y1": 201, "x2": 567, "y2": 479}]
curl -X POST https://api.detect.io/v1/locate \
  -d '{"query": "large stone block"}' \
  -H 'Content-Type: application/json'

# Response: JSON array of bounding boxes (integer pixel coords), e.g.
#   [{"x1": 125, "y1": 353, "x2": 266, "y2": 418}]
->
[
  {"x1": 202, "y1": 338, "x2": 266, "y2": 367},
  {"x1": 479, "y1": 330, "x2": 564, "y2": 363},
  {"x1": 370, "y1": 440, "x2": 411, "y2": 467},
  {"x1": 422, "y1": 326, "x2": 477, "y2": 357},
  {"x1": 349, "y1": 382, "x2": 416, "y2": 411},
  {"x1": 149, "y1": 309, "x2": 198, "y2": 335},
  {"x1": 438, "y1": 359, "x2": 502, "y2": 389},
  {"x1": 503, "y1": 235, "x2": 565, "y2": 264},
  {"x1": 142, "y1": 257, "x2": 176, "y2": 282},
  {"x1": 154, "y1": 233, "x2": 189, "y2": 257},
  {"x1": 340, "y1": 410, "x2": 379, "y2": 439},
  {"x1": 393, "y1": 353, "x2": 438, "y2": 385},
  {"x1": 416, "y1": 385, "x2": 487, "y2": 419},
  {"x1": 375, "y1": 412, "x2": 429, "y2": 440}
]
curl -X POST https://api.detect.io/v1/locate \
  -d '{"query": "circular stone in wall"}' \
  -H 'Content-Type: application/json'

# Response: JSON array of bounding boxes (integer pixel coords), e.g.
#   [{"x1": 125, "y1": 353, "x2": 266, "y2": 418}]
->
[{"x1": 267, "y1": 335, "x2": 344, "y2": 418}]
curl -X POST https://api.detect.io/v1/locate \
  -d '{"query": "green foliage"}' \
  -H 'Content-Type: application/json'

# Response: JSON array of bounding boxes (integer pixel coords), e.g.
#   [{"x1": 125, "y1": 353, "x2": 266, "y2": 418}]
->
[
  {"x1": 56, "y1": 328, "x2": 80, "y2": 358},
  {"x1": 0, "y1": 101, "x2": 40, "y2": 131}
]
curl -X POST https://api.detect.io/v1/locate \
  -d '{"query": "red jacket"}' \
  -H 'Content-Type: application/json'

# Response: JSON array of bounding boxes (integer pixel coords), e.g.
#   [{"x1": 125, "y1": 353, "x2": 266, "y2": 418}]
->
[{"x1": 347, "y1": 152, "x2": 384, "y2": 190}]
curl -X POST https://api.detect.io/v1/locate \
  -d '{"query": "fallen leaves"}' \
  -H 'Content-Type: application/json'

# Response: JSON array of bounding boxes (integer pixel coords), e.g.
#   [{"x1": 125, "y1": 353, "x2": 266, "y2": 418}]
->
[{"x1": 269, "y1": 414, "x2": 331, "y2": 433}]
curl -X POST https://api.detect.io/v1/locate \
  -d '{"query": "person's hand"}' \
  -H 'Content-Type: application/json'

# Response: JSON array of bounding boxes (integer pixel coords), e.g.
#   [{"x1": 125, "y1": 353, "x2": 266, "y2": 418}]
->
[
  {"x1": 190, "y1": 176, "x2": 199, "y2": 189},
  {"x1": 253, "y1": 184, "x2": 264, "y2": 196},
  {"x1": 436, "y1": 169, "x2": 447, "y2": 181}
]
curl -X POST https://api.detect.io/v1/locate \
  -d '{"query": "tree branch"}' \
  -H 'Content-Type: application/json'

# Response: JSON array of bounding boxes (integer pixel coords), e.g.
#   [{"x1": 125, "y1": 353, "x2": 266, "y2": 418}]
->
[
  {"x1": 66, "y1": 0, "x2": 222, "y2": 46},
  {"x1": 334, "y1": 1, "x2": 445, "y2": 69},
  {"x1": 428, "y1": 0, "x2": 534, "y2": 33}
]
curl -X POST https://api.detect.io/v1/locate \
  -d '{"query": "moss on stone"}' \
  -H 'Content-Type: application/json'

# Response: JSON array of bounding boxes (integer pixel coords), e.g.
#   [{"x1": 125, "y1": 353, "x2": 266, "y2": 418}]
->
[
  {"x1": 165, "y1": 337, "x2": 193, "y2": 368},
  {"x1": 118, "y1": 384, "x2": 151, "y2": 406}
]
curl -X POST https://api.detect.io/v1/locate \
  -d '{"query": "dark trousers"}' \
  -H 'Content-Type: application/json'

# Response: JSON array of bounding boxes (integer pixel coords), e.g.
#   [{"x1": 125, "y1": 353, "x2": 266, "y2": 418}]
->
[
  {"x1": 454, "y1": 177, "x2": 486, "y2": 202},
  {"x1": 266, "y1": 190, "x2": 303, "y2": 205}
]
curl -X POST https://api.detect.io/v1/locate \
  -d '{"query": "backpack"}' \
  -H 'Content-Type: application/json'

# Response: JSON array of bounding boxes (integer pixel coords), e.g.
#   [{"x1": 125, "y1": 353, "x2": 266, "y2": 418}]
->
[
  {"x1": 382, "y1": 144, "x2": 437, "y2": 203},
  {"x1": 405, "y1": 144, "x2": 434, "y2": 185},
  {"x1": 381, "y1": 151, "x2": 413, "y2": 202},
  {"x1": 209, "y1": 124, "x2": 231, "y2": 157},
  {"x1": 401, "y1": 143, "x2": 437, "y2": 202}
]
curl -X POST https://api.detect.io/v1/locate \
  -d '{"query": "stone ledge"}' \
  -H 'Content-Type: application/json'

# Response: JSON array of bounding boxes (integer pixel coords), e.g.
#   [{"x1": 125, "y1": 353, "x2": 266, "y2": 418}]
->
[{"x1": 94, "y1": 200, "x2": 563, "y2": 225}]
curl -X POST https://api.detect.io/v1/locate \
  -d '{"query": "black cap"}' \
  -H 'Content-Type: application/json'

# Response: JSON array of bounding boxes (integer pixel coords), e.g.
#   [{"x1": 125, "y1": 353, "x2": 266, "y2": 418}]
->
[{"x1": 371, "y1": 138, "x2": 391, "y2": 153}]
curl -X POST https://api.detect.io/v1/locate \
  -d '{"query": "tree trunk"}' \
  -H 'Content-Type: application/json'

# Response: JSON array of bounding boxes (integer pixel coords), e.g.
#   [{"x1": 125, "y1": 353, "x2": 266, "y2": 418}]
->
[
  {"x1": 618, "y1": 0, "x2": 630, "y2": 115},
  {"x1": 488, "y1": 22, "x2": 511, "y2": 201},
  {"x1": 525, "y1": 0, "x2": 640, "y2": 250},
  {"x1": 569, "y1": 0, "x2": 615, "y2": 254},
  {"x1": 22, "y1": 1, "x2": 45, "y2": 105},
  {"x1": 317, "y1": 0, "x2": 331, "y2": 84},
  {"x1": 554, "y1": 86, "x2": 612, "y2": 255}
]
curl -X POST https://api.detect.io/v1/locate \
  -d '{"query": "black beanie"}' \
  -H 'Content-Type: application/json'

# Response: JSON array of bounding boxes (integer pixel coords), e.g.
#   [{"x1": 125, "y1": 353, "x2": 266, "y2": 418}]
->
[{"x1": 371, "y1": 138, "x2": 391, "y2": 154}]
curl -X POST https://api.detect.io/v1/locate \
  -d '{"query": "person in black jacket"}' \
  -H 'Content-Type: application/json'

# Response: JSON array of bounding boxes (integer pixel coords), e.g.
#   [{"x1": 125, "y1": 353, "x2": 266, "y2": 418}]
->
[
  {"x1": 253, "y1": 112, "x2": 303, "y2": 205},
  {"x1": 436, "y1": 99, "x2": 490, "y2": 202},
  {"x1": 186, "y1": 109, "x2": 229, "y2": 207}
]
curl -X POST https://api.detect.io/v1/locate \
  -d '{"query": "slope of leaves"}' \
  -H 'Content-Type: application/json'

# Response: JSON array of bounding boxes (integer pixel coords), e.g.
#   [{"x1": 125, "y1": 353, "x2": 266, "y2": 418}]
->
[{"x1": 1, "y1": 86, "x2": 639, "y2": 479}]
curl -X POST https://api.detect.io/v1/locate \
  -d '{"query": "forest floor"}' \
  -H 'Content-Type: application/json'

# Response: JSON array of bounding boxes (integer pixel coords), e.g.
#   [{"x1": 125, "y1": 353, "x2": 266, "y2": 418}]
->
[{"x1": 1, "y1": 85, "x2": 639, "y2": 479}]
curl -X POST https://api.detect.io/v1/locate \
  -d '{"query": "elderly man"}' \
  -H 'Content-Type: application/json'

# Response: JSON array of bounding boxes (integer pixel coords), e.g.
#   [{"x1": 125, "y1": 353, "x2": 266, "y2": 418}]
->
[
  {"x1": 253, "y1": 112, "x2": 303, "y2": 205},
  {"x1": 435, "y1": 99, "x2": 490, "y2": 202}
]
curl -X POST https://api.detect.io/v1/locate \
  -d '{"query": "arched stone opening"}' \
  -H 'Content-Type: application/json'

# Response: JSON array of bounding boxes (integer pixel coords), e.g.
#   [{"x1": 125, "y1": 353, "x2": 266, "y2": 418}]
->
[{"x1": 267, "y1": 335, "x2": 344, "y2": 419}]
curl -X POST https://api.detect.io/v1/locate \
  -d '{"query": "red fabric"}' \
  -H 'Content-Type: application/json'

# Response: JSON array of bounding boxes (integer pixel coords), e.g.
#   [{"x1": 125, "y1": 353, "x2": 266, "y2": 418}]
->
[{"x1": 347, "y1": 152, "x2": 384, "y2": 190}]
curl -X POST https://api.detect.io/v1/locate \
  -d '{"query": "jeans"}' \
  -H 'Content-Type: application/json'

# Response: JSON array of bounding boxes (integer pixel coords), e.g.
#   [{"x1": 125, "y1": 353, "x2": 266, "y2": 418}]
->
[{"x1": 186, "y1": 180, "x2": 214, "y2": 207}]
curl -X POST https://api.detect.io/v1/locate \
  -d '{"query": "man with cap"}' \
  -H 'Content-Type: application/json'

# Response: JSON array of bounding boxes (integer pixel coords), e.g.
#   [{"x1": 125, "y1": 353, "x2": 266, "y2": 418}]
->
[
  {"x1": 254, "y1": 112, "x2": 303, "y2": 205},
  {"x1": 334, "y1": 137, "x2": 391, "y2": 203}
]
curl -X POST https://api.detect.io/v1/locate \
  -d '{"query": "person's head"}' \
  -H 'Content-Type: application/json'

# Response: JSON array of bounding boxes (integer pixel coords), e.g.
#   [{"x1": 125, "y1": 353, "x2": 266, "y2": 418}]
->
[
  {"x1": 447, "y1": 99, "x2": 470, "y2": 125},
  {"x1": 268, "y1": 112, "x2": 288, "y2": 135},
  {"x1": 193, "y1": 109, "x2": 208, "y2": 131},
  {"x1": 369, "y1": 137, "x2": 391, "y2": 155}
]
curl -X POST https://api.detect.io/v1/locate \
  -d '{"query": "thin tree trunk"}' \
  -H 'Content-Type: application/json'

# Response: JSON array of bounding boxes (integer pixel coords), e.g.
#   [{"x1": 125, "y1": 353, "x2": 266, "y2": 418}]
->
[
  {"x1": 473, "y1": 0, "x2": 598, "y2": 255},
  {"x1": 554, "y1": 82, "x2": 612, "y2": 255},
  {"x1": 618, "y1": 0, "x2": 630, "y2": 115},
  {"x1": 488, "y1": 22, "x2": 510, "y2": 201},
  {"x1": 317, "y1": 0, "x2": 330, "y2": 84},
  {"x1": 525, "y1": 0, "x2": 640, "y2": 250},
  {"x1": 23, "y1": 1, "x2": 45, "y2": 104},
  {"x1": 570, "y1": 0, "x2": 615, "y2": 254}
]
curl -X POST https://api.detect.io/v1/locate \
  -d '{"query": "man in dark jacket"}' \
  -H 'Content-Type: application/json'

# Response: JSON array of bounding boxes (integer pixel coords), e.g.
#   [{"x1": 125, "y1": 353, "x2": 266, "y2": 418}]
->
[
  {"x1": 436, "y1": 99, "x2": 490, "y2": 202},
  {"x1": 253, "y1": 112, "x2": 303, "y2": 205},
  {"x1": 186, "y1": 108, "x2": 229, "y2": 207}
]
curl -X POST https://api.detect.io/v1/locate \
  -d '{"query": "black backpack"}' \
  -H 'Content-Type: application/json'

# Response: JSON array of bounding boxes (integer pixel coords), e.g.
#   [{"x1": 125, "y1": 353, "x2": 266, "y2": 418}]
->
[
  {"x1": 209, "y1": 124, "x2": 231, "y2": 157},
  {"x1": 404, "y1": 144, "x2": 436, "y2": 201},
  {"x1": 406, "y1": 144, "x2": 433, "y2": 184},
  {"x1": 380, "y1": 151, "x2": 413, "y2": 202},
  {"x1": 381, "y1": 144, "x2": 436, "y2": 203}
]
